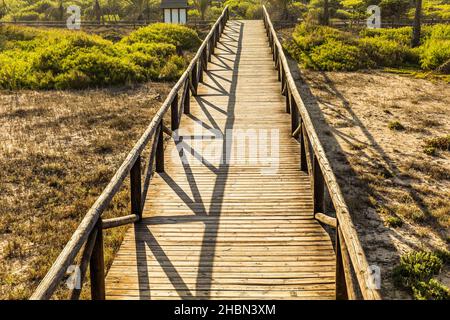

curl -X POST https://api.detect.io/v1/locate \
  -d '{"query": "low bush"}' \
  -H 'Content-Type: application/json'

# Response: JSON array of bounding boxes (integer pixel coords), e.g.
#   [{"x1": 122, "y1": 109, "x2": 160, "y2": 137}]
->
[
  {"x1": 388, "y1": 120, "x2": 406, "y2": 131},
  {"x1": 0, "y1": 23, "x2": 199, "y2": 89},
  {"x1": 288, "y1": 23, "x2": 450, "y2": 73},
  {"x1": 123, "y1": 23, "x2": 201, "y2": 51},
  {"x1": 225, "y1": 0, "x2": 262, "y2": 19},
  {"x1": 419, "y1": 38, "x2": 450, "y2": 70},
  {"x1": 359, "y1": 37, "x2": 419, "y2": 67},
  {"x1": 393, "y1": 251, "x2": 449, "y2": 300},
  {"x1": 307, "y1": 40, "x2": 371, "y2": 71},
  {"x1": 359, "y1": 27, "x2": 413, "y2": 46},
  {"x1": 423, "y1": 135, "x2": 450, "y2": 156}
]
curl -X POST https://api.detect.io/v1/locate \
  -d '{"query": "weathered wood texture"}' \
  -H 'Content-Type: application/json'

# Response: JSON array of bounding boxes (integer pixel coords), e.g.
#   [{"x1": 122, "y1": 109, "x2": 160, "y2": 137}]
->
[
  {"x1": 105, "y1": 20, "x2": 336, "y2": 300},
  {"x1": 263, "y1": 6, "x2": 380, "y2": 300}
]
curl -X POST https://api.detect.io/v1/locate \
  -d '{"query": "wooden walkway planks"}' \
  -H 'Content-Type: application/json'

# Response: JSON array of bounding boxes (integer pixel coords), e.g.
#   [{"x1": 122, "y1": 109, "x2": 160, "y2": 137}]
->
[{"x1": 105, "y1": 20, "x2": 336, "y2": 300}]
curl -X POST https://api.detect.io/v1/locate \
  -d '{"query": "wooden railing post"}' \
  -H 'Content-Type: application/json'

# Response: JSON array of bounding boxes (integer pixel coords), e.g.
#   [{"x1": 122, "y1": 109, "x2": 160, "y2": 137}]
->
[
  {"x1": 156, "y1": 122, "x2": 164, "y2": 173},
  {"x1": 202, "y1": 48, "x2": 208, "y2": 73},
  {"x1": 336, "y1": 225, "x2": 349, "y2": 300},
  {"x1": 313, "y1": 155, "x2": 325, "y2": 214},
  {"x1": 291, "y1": 94, "x2": 299, "y2": 133},
  {"x1": 183, "y1": 80, "x2": 190, "y2": 115},
  {"x1": 300, "y1": 122, "x2": 308, "y2": 172},
  {"x1": 171, "y1": 93, "x2": 179, "y2": 131},
  {"x1": 130, "y1": 155, "x2": 142, "y2": 220},
  {"x1": 191, "y1": 62, "x2": 198, "y2": 96},
  {"x1": 208, "y1": 39, "x2": 213, "y2": 62},
  {"x1": 89, "y1": 219, "x2": 105, "y2": 300},
  {"x1": 285, "y1": 88, "x2": 290, "y2": 113}
]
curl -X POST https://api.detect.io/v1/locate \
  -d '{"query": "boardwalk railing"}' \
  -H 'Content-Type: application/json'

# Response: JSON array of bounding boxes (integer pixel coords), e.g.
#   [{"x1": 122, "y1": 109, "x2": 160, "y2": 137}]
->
[
  {"x1": 30, "y1": 6, "x2": 229, "y2": 300},
  {"x1": 263, "y1": 6, "x2": 381, "y2": 300}
]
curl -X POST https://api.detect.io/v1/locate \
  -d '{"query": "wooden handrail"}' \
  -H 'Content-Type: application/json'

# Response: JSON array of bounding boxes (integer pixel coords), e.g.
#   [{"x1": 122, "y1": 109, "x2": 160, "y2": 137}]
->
[
  {"x1": 30, "y1": 6, "x2": 229, "y2": 300},
  {"x1": 262, "y1": 6, "x2": 381, "y2": 300}
]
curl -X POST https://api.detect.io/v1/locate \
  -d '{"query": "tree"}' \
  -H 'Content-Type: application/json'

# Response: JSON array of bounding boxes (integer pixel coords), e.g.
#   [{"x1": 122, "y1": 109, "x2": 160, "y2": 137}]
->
[
  {"x1": 277, "y1": 0, "x2": 290, "y2": 20},
  {"x1": 94, "y1": 0, "x2": 102, "y2": 23},
  {"x1": 196, "y1": 0, "x2": 209, "y2": 20},
  {"x1": 323, "y1": 0, "x2": 329, "y2": 25},
  {"x1": 411, "y1": 0, "x2": 422, "y2": 47},
  {"x1": 58, "y1": 0, "x2": 64, "y2": 21},
  {"x1": 379, "y1": 0, "x2": 410, "y2": 24}
]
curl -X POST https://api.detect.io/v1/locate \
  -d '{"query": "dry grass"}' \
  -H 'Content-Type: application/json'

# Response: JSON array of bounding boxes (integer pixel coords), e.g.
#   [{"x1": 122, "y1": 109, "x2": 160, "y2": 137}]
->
[
  {"x1": 291, "y1": 66, "x2": 450, "y2": 299},
  {"x1": 0, "y1": 82, "x2": 171, "y2": 299}
]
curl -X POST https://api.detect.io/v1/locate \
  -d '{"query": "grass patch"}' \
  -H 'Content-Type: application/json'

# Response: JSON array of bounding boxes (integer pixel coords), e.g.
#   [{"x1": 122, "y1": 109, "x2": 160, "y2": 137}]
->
[
  {"x1": 0, "y1": 84, "x2": 170, "y2": 299},
  {"x1": 386, "y1": 216, "x2": 403, "y2": 228}
]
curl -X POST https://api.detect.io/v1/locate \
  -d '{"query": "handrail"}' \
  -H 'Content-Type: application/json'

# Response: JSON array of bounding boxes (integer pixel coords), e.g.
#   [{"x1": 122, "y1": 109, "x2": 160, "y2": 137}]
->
[
  {"x1": 30, "y1": 6, "x2": 229, "y2": 300},
  {"x1": 262, "y1": 5, "x2": 381, "y2": 300}
]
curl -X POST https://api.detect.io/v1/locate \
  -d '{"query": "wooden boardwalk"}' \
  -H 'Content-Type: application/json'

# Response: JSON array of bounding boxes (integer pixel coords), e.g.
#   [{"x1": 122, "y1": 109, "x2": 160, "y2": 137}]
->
[{"x1": 105, "y1": 20, "x2": 335, "y2": 300}]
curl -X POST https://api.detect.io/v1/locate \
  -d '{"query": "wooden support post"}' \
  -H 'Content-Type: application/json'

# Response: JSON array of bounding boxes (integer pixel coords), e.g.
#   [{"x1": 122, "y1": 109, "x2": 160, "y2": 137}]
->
[
  {"x1": 281, "y1": 70, "x2": 286, "y2": 95},
  {"x1": 285, "y1": 88, "x2": 290, "y2": 113},
  {"x1": 211, "y1": 33, "x2": 216, "y2": 54},
  {"x1": 300, "y1": 122, "x2": 307, "y2": 172},
  {"x1": 291, "y1": 95, "x2": 300, "y2": 133},
  {"x1": 313, "y1": 155, "x2": 325, "y2": 214},
  {"x1": 202, "y1": 49, "x2": 208, "y2": 73},
  {"x1": 183, "y1": 80, "x2": 190, "y2": 115},
  {"x1": 171, "y1": 93, "x2": 179, "y2": 131},
  {"x1": 198, "y1": 59, "x2": 204, "y2": 83},
  {"x1": 208, "y1": 40, "x2": 213, "y2": 62},
  {"x1": 130, "y1": 155, "x2": 142, "y2": 221},
  {"x1": 156, "y1": 122, "x2": 164, "y2": 173},
  {"x1": 336, "y1": 225, "x2": 349, "y2": 300},
  {"x1": 277, "y1": 59, "x2": 281, "y2": 81},
  {"x1": 89, "y1": 219, "x2": 105, "y2": 300},
  {"x1": 191, "y1": 62, "x2": 198, "y2": 96}
]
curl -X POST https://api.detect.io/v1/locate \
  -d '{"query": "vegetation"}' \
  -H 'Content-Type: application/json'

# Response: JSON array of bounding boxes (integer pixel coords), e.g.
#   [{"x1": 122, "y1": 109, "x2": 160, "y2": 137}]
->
[
  {"x1": 286, "y1": 22, "x2": 450, "y2": 73},
  {"x1": 388, "y1": 120, "x2": 406, "y2": 130},
  {"x1": 0, "y1": 83, "x2": 171, "y2": 299},
  {"x1": 423, "y1": 135, "x2": 450, "y2": 155},
  {"x1": 393, "y1": 250, "x2": 450, "y2": 300},
  {"x1": 0, "y1": 23, "x2": 200, "y2": 89}
]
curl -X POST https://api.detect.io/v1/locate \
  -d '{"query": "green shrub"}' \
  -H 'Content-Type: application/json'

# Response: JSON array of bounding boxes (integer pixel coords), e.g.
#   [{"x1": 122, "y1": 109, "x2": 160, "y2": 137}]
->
[
  {"x1": 55, "y1": 50, "x2": 144, "y2": 89},
  {"x1": 0, "y1": 24, "x2": 193, "y2": 89},
  {"x1": 412, "y1": 279, "x2": 450, "y2": 300},
  {"x1": 306, "y1": 40, "x2": 371, "y2": 71},
  {"x1": 0, "y1": 53, "x2": 32, "y2": 89},
  {"x1": 292, "y1": 23, "x2": 353, "y2": 52},
  {"x1": 393, "y1": 251, "x2": 443, "y2": 288},
  {"x1": 159, "y1": 55, "x2": 187, "y2": 80},
  {"x1": 123, "y1": 23, "x2": 201, "y2": 51},
  {"x1": 359, "y1": 37, "x2": 419, "y2": 67},
  {"x1": 419, "y1": 38, "x2": 450, "y2": 70},
  {"x1": 424, "y1": 135, "x2": 450, "y2": 151},
  {"x1": 386, "y1": 216, "x2": 403, "y2": 228},
  {"x1": 388, "y1": 120, "x2": 405, "y2": 131},
  {"x1": 359, "y1": 27, "x2": 413, "y2": 46}
]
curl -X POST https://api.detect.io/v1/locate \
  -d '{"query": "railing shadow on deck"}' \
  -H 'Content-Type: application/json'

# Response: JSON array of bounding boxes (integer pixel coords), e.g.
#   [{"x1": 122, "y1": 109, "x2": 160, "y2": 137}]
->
[
  {"x1": 134, "y1": 20, "x2": 244, "y2": 300},
  {"x1": 30, "y1": 6, "x2": 231, "y2": 301},
  {"x1": 262, "y1": 6, "x2": 382, "y2": 300}
]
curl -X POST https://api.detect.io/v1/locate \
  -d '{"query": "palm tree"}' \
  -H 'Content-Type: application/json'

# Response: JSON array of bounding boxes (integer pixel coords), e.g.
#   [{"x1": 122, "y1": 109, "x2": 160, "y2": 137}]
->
[
  {"x1": 196, "y1": 0, "x2": 209, "y2": 21},
  {"x1": 323, "y1": 0, "x2": 330, "y2": 25},
  {"x1": 277, "y1": 0, "x2": 290, "y2": 20},
  {"x1": 58, "y1": 0, "x2": 64, "y2": 21},
  {"x1": 411, "y1": 0, "x2": 422, "y2": 47},
  {"x1": 94, "y1": 0, "x2": 102, "y2": 23}
]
